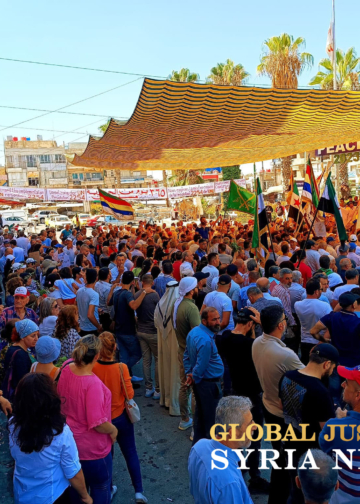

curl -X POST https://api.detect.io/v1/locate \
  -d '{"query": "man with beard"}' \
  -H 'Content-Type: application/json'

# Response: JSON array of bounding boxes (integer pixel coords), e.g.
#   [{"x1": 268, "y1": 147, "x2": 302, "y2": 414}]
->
[
  {"x1": 188, "y1": 396, "x2": 256, "y2": 504},
  {"x1": 221, "y1": 308, "x2": 270, "y2": 493},
  {"x1": 184, "y1": 307, "x2": 224, "y2": 445},
  {"x1": 279, "y1": 343, "x2": 339, "y2": 503}
]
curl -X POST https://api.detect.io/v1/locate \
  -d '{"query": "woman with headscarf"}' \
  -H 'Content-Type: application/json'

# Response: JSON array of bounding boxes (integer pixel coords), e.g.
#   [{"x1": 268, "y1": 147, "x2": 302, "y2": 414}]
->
[{"x1": 154, "y1": 280, "x2": 181, "y2": 416}]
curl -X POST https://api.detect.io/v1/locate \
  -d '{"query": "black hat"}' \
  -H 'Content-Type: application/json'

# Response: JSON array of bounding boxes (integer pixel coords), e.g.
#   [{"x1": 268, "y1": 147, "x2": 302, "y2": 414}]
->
[
  {"x1": 218, "y1": 274, "x2": 231, "y2": 286},
  {"x1": 339, "y1": 292, "x2": 360, "y2": 308},
  {"x1": 339, "y1": 244, "x2": 349, "y2": 253},
  {"x1": 311, "y1": 343, "x2": 339, "y2": 365},
  {"x1": 193, "y1": 271, "x2": 210, "y2": 282},
  {"x1": 227, "y1": 264, "x2": 238, "y2": 276}
]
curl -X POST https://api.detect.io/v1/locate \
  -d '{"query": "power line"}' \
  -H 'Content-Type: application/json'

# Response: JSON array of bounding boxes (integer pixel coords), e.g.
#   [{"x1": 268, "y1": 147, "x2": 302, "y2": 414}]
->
[
  {"x1": 0, "y1": 56, "x2": 168, "y2": 79},
  {"x1": 0, "y1": 105, "x2": 128, "y2": 119},
  {"x1": 0, "y1": 76, "x2": 142, "y2": 133}
]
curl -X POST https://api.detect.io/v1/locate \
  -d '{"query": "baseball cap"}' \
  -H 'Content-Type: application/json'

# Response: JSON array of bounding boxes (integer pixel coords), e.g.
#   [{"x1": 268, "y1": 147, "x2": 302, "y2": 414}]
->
[
  {"x1": 12, "y1": 262, "x2": 25, "y2": 272},
  {"x1": 350, "y1": 242, "x2": 356, "y2": 250},
  {"x1": 6, "y1": 254, "x2": 15, "y2": 261},
  {"x1": 65, "y1": 237, "x2": 73, "y2": 242},
  {"x1": 326, "y1": 236, "x2": 335, "y2": 243},
  {"x1": 137, "y1": 240, "x2": 147, "y2": 245},
  {"x1": 226, "y1": 264, "x2": 238, "y2": 276},
  {"x1": 338, "y1": 292, "x2": 360, "y2": 308},
  {"x1": 193, "y1": 271, "x2": 210, "y2": 282},
  {"x1": 289, "y1": 237, "x2": 297, "y2": 242},
  {"x1": 35, "y1": 336, "x2": 61, "y2": 364},
  {"x1": 307, "y1": 240, "x2": 316, "y2": 247},
  {"x1": 350, "y1": 234, "x2": 358, "y2": 242},
  {"x1": 339, "y1": 244, "x2": 349, "y2": 253},
  {"x1": 26, "y1": 257, "x2": 36, "y2": 264},
  {"x1": 235, "y1": 308, "x2": 256, "y2": 324},
  {"x1": 310, "y1": 343, "x2": 339, "y2": 365},
  {"x1": 338, "y1": 365, "x2": 360, "y2": 386},
  {"x1": 218, "y1": 274, "x2": 231, "y2": 286},
  {"x1": 14, "y1": 286, "x2": 28, "y2": 297}
]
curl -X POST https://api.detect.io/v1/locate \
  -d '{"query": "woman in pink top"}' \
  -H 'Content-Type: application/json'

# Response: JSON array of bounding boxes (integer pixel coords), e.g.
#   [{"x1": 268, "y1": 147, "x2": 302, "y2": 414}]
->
[{"x1": 57, "y1": 335, "x2": 118, "y2": 504}]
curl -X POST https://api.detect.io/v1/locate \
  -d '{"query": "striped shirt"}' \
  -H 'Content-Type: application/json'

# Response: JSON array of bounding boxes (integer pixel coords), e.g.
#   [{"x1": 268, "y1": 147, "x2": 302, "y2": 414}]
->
[{"x1": 272, "y1": 283, "x2": 295, "y2": 326}]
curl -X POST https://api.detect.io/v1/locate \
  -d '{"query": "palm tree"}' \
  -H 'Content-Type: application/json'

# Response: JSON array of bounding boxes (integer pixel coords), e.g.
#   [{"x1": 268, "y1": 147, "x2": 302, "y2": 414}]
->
[
  {"x1": 208, "y1": 59, "x2": 249, "y2": 86},
  {"x1": 310, "y1": 48, "x2": 360, "y2": 188},
  {"x1": 169, "y1": 68, "x2": 199, "y2": 82},
  {"x1": 257, "y1": 33, "x2": 314, "y2": 188}
]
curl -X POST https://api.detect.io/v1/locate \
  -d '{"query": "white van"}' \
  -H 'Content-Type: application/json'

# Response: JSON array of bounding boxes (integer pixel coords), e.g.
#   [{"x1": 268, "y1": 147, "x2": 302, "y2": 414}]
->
[{"x1": 1, "y1": 210, "x2": 28, "y2": 221}]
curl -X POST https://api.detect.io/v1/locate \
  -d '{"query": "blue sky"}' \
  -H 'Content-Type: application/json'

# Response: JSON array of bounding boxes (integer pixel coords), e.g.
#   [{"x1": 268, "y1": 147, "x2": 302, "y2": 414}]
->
[{"x1": 0, "y1": 0, "x2": 356, "y2": 168}]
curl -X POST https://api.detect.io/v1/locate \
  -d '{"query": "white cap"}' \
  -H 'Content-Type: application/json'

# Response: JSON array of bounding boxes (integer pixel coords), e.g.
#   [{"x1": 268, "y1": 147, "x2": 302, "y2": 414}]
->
[
  {"x1": 14, "y1": 286, "x2": 28, "y2": 297},
  {"x1": 350, "y1": 234, "x2": 357, "y2": 242},
  {"x1": 6, "y1": 254, "x2": 15, "y2": 261},
  {"x1": 26, "y1": 258, "x2": 36, "y2": 264},
  {"x1": 12, "y1": 262, "x2": 25, "y2": 271}
]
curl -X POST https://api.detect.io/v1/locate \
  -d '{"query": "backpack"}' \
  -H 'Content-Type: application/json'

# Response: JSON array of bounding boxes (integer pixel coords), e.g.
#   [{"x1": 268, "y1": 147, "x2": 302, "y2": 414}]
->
[{"x1": 2, "y1": 349, "x2": 24, "y2": 401}]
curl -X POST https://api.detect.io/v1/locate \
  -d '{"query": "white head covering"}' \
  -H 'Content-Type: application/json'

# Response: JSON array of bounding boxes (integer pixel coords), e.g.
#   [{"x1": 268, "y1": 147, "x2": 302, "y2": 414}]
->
[
  {"x1": 154, "y1": 281, "x2": 179, "y2": 340},
  {"x1": 173, "y1": 277, "x2": 198, "y2": 329}
]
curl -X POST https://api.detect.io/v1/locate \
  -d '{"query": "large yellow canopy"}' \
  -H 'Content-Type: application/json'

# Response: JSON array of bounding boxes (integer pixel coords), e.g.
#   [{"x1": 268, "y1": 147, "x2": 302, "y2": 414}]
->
[{"x1": 70, "y1": 78, "x2": 360, "y2": 171}]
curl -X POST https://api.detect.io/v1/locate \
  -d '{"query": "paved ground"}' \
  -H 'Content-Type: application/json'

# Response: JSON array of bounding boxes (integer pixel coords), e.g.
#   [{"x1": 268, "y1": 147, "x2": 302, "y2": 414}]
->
[{"x1": 0, "y1": 360, "x2": 270, "y2": 504}]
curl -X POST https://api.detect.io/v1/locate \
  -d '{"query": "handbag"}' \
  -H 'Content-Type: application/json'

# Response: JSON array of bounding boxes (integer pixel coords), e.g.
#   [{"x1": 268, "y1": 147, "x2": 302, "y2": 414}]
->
[{"x1": 119, "y1": 363, "x2": 141, "y2": 423}]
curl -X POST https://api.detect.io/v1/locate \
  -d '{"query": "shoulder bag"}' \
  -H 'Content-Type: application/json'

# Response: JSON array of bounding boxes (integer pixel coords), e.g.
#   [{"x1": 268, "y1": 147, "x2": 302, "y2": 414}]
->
[{"x1": 119, "y1": 363, "x2": 141, "y2": 423}]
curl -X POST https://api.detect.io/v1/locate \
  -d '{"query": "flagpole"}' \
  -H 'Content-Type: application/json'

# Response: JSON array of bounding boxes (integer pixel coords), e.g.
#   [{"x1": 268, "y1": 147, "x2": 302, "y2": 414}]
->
[{"x1": 333, "y1": 0, "x2": 337, "y2": 91}]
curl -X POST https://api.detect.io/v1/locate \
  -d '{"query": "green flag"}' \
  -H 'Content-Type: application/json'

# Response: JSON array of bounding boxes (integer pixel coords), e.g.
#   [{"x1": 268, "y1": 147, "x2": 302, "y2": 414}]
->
[
  {"x1": 227, "y1": 180, "x2": 256, "y2": 215},
  {"x1": 317, "y1": 173, "x2": 347, "y2": 242},
  {"x1": 252, "y1": 178, "x2": 269, "y2": 261}
]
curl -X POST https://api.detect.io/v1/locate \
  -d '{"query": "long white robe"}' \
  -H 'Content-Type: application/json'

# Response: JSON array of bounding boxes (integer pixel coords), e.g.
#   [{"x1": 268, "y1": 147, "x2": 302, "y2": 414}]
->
[{"x1": 154, "y1": 283, "x2": 181, "y2": 416}]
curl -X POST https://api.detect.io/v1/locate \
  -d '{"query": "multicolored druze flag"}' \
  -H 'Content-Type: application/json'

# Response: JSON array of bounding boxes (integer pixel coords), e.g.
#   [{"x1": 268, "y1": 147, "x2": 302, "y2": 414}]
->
[
  {"x1": 287, "y1": 171, "x2": 302, "y2": 221},
  {"x1": 252, "y1": 178, "x2": 269, "y2": 261},
  {"x1": 317, "y1": 173, "x2": 347, "y2": 242},
  {"x1": 227, "y1": 180, "x2": 256, "y2": 215},
  {"x1": 99, "y1": 188, "x2": 134, "y2": 220},
  {"x1": 302, "y1": 158, "x2": 320, "y2": 208}
]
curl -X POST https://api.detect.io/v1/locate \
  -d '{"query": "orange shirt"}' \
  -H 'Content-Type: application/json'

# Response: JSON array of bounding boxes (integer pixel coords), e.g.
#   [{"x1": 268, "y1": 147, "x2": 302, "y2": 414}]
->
[{"x1": 92, "y1": 361, "x2": 134, "y2": 419}]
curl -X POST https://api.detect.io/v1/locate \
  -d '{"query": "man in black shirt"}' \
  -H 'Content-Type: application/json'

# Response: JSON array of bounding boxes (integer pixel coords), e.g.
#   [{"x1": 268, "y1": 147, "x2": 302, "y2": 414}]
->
[
  {"x1": 279, "y1": 343, "x2": 339, "y2": 504},
  {"x1": 221, "y1": 308, "x2": 269, "y2": 493}
]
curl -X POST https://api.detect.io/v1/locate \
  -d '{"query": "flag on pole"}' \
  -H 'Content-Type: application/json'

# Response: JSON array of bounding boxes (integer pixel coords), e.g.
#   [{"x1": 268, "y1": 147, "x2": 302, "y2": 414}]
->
[
  {"x1": 227, "y1": 180, "x2": 256, "y2": 215},
  {"x1": 252, "y1": 178, "x2": 269, "y2": 261},
  {"x1": 326, "y1": 19, "x2": 334, "y2": 60},
  {"x1": 302, "y1": 158, "x2": 320, "y2": 208},
  {"x1": 287, "y1": 176, "x2": 302, "y2": 221},
  {"x1": 317, "y1": 173, "x2": 347, "y2": 242},
  {"x1": 98, "y1": 188, "x2": 134, "y2": 220}
]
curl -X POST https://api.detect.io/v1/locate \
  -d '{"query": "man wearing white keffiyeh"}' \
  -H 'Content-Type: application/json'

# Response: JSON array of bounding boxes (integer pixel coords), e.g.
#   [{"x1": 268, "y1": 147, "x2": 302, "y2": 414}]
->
[{"x1": 154, "y1": 281, "x2": 181, "y2": 416}]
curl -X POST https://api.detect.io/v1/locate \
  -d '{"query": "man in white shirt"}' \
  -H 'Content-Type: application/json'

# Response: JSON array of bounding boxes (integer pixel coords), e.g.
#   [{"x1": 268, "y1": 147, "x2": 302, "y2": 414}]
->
[
  {"x1": 201, "y1": 275, "x2": 234, "y2": 334},
  {"x1": 180, "y1": 250, "x2": 195, "y2": 277},
  {"x1": 63, "y1": 238, "x2": 76, "y2": 265},
  {"x1": 202, "y1": 252, "x2": 220, "y2": 293},
  {"x1": 332, "y1": 268, "x2": 359, "y2": 308},
  {"x1": 294, "y1": 278, "x2": 332, "y2": 365},
  {"x1": 16, "y1": 230, "x2": 30, "y2": 258}
]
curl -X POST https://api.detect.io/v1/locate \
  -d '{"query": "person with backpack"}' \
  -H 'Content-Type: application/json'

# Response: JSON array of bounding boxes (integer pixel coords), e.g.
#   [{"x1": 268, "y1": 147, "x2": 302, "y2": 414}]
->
[{"x1": 2, "y1": 319, "x2": 39, "y2": 401}]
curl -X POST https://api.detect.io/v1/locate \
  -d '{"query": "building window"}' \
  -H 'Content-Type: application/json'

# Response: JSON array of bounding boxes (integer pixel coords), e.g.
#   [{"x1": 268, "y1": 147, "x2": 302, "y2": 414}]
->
[
  {"x1": 72, "y1": 174, "x2": 78, "y2": 180},
  {"x1": 55, "y1": 154, "x2": 65, "y2": 163},
  {"x1": 28, "y1": 178, "x2": 39, "y2": 186},
  {"x1": 39, "y1": 155, "x2": 51, "y2": 164},
  {"x1": 92, "y1": 173, "x2": 102, "y2": 180},
  {"x1": 26, "y1": 155, "x2": 37, "y2": 168}
]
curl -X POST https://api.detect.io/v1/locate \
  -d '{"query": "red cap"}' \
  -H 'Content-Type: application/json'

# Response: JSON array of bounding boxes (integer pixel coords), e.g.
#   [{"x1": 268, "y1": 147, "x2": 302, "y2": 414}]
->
[{"x1": 338, "y1": 365, "x2": 360, "y2": 386}]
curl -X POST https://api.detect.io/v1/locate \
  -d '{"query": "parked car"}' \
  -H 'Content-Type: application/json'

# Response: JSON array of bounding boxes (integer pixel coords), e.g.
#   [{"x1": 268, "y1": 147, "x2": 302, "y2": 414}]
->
[
  {"x1": 73, "y1": 213, "x2": 91, "y2": 227},
  {"x1": 47, "y1": 215, "x2": 73, "y2": 231},
  {"x1": 3, "y1": 216, "x2": 29, "y2": 229},
  {"x1": 44, "y1": 214, "x2": 61, "y2": 226},
  {"x1": 32, "y1": 210, "x2": 58, "y2": 224}
]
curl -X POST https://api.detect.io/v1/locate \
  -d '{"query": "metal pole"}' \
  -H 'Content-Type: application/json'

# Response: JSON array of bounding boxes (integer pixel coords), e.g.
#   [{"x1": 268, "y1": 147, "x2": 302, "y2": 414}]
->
[{"x1": 333, "y1": 0, "x2": 336, "y2": 86}]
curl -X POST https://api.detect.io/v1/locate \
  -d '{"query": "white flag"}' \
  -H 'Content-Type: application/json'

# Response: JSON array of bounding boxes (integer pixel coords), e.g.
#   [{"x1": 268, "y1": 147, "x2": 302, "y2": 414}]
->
[{"x1": 326, "y1": 22, "x2": 334, "y2": 59}]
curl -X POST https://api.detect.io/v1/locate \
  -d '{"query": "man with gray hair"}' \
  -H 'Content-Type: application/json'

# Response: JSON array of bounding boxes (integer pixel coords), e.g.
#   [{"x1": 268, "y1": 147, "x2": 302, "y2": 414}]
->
[
  {"x1": 247, "y1": 285, "x2": 282, "y2": 337},
  {"x1": 256, "y1": 277, "x2": 282, "y2": 305},
  {"x1": 296, "y1": 450, "x2": 338, "y2": 504},
  {"x1": 188, "y1": 396, "x2": 256, "y2": 504},
  {"x1": 289, "y1": 270, "x2": 306, "y2": 312}
]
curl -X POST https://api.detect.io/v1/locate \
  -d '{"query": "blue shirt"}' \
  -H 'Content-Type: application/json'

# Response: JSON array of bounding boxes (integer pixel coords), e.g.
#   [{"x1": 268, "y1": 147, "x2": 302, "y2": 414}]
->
[
  {"x1": 76, "y1": 286, "x2": 100, "y2": 331},
  {"x1": 195, "y1": 226, "x2": 210, "y2": 240},
  {"x1": 263, "y1": 292, "x2": 282, "y2": 305},
  {"x1": 9, "y1": 423, "x2": 81, "y2": 504},
  {"x1": 42, "y1": 238, "x2": 52, "y2": 248},
  {"x1": 183, "y1": 324, "x2": 224, "y2": 383},
  {"x1": 88, "y1": 253, "x2": 96, "y2": 267},
  {"x1": 12, "y1": 246, "x2": 25, "y2": 263},
  {"x1": 320, "y1": 310, "x2": 360, "y2": 367},
  {"x1": 153, "y1": 274, "x2": 176, "y2": 298},
  {"x1": 64, "y1": 247, "x2": 75, "y2": 265},
  {"x1": 196, "y1": 248, "x2": 207, "y2": 259},
  {"x1": 238, "y1": 282, "x2": 257, "y2": 310},
  {"x1": 0, "y1": 254, "x2": 6, "y2": 274},
  {"x1": 319, "y1": 411, "x2": 360, "y2": 502},
  {"x1": 188, "y1": 439, "x2": 254, "y2": 504}
]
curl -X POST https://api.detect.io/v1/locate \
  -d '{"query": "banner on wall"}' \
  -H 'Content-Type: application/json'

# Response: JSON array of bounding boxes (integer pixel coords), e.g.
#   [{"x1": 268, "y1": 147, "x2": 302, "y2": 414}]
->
[{"x1": 0, "y1": 179, "x2": 247, "y2": 203}]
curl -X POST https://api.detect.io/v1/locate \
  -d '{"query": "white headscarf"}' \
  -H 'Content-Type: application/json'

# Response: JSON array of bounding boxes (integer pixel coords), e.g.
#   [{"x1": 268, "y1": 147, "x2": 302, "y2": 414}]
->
[
  {"x1": 154, "y1": 281, "x2": 179, "y2": 340},
  {"x1": 173, "y1": 277, "x2": 198, "y2": 329}
]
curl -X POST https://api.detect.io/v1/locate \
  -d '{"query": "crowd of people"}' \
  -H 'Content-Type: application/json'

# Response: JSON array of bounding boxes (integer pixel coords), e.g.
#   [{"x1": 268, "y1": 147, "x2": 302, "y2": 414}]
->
[{"x1": 0, "y1": 213, "x2": 359, "y2": 504}]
